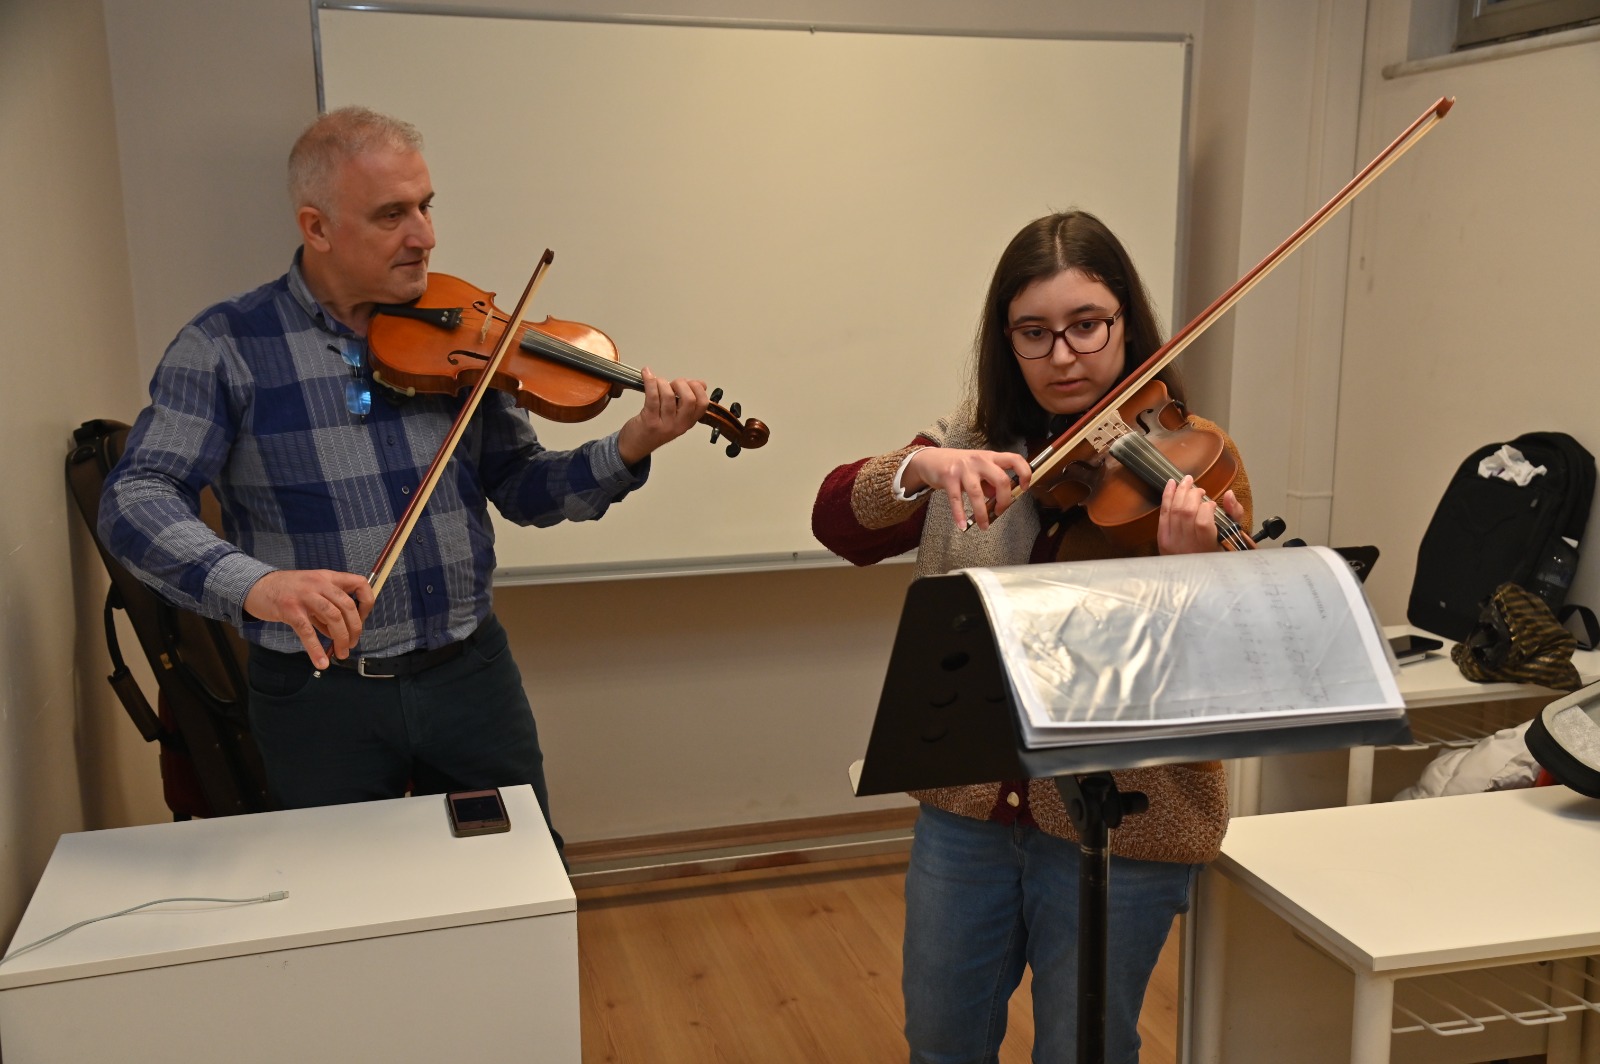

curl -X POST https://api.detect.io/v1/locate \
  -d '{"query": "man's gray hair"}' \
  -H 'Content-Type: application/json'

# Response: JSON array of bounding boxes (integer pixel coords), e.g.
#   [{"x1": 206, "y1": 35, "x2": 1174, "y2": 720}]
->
[{"x1": 288, "y1": 106, "x2": 424, "y2": 215}]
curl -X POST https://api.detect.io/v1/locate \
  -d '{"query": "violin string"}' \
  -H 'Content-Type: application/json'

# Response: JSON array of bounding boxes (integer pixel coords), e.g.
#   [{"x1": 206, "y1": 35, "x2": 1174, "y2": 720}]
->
[
  {"x1": 523, "y1": 330, "x2": 643, "y2": 386},
  {"x1": 466, "y1": 310, "x2": 752, "y2": 446},
  {"x1": 1110, "y1": 433, "x2": 1252, "y2": 550},
  {"x1": 476, "y1": 311, "x2": 645, "y2": 388}
]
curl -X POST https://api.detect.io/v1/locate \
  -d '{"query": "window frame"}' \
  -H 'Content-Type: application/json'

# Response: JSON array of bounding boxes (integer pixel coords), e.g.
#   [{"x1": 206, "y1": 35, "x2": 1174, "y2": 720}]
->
[{"x1": 1456, "y1": 0, "x2": 1600, "y2": 49}]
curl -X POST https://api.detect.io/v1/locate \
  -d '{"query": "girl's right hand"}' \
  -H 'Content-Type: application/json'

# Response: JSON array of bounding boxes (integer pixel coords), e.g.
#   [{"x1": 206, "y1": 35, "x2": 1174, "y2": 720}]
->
[{"x1": 903, "y1": 447, "x2": 1034, "y2": 531}]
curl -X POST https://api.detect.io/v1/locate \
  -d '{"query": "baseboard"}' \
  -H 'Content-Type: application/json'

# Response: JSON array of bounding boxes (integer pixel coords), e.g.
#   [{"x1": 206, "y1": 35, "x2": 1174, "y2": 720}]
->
[{"x1": 566, "y1": 807, "x2": 917, "y2": 889}]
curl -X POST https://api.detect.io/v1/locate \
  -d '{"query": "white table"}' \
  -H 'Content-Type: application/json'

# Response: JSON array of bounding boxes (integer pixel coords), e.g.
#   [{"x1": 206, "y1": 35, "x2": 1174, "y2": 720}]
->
[
  {"x1": 0, "y1": 785, "x2": 577, "y2": 1063},
  {"x1": 1234, "y1": 624, "x2": 1600, "y2": 812},
  {"x1": 1338, "y1": 625, "x2": 1600, "y2": 805},
  {"x1": 1187, "y1": 786, "x2": 1600, "y2": 1064},
  {"x1": 1385, "y1": 623, "x2": 1600, "y2": 710}
]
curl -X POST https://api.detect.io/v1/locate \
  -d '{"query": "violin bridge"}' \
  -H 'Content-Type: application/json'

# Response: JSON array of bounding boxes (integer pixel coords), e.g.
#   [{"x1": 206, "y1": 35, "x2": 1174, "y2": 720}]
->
[{"x1": 1083, "y1": 411, "x2": 1133, "y2": 453}]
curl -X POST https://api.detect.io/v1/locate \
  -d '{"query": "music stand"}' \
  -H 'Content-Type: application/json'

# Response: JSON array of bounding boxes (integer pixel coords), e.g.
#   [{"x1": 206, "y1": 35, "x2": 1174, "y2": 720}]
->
[{"x1": 855, "y1": 557, "x2": 1409, "y2": 1064}]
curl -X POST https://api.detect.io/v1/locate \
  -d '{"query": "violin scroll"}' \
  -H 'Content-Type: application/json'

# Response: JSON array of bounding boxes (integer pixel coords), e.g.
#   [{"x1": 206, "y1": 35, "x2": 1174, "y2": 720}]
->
[{"x1": 706, "y1": 387, "x2": 770, "y2": 458}]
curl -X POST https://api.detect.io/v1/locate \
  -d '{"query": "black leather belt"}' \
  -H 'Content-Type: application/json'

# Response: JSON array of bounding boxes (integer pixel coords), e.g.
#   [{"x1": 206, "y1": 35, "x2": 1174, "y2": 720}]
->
[{"x1": 330, "y1": 633, "x2": 474, "y2": 678}]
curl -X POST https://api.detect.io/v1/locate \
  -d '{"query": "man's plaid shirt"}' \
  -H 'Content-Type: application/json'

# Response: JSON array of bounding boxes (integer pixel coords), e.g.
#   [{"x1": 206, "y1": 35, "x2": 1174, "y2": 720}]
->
[{"x1": 100, "y1": 257, "x2": 646, "y2": 655}]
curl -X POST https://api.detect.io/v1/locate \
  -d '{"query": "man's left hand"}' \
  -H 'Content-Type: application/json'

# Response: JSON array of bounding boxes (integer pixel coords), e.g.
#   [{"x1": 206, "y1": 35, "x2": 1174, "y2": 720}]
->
[{"x1": 617, "y1": 367, "x2": 711, "y2": 466}]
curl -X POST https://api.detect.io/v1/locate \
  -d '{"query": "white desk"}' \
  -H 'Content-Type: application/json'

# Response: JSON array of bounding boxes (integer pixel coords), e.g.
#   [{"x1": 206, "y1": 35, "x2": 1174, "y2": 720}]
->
[
  {"x1": 1188, "y1": 786, "x2": 1600, "y2": 1064},
  {"x1": 0, "y1": 786, "x2": 577, "y2": 1063},
  {"x1": 1335, "y1": 625, "x2": 1600, "y2": 806}
]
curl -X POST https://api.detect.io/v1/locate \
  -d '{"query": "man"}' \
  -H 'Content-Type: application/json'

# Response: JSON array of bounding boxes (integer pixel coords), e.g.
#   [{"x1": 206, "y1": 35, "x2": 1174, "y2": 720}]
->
[{"x1": 100, "y1": 107, "x2": 709, "y2": 845}]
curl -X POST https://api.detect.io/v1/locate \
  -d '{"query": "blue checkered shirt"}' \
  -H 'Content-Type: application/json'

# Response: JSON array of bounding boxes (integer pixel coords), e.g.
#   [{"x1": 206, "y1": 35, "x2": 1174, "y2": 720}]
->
[{"x1": 100, "y1": 257, "x2": 647, "y2": 655}]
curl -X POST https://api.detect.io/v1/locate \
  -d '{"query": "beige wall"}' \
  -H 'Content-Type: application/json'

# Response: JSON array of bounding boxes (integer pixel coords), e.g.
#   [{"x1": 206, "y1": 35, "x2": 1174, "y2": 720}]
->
[
  {"x1": 1184, "y1": 0, "x2": 1367, "y2": 551},
  {"x1": 0, "y1": 0, "x2": 1377, "y2": 950},
  {"x1": 0, "y1": 0, "x2": 154, "y2": 939},
  {"x1": 1330, "y1": 2, "x2": 1600, "y2": 625},
  {"x1": 1248, "y1": 5, "x2": 1600, "y2": 815}
]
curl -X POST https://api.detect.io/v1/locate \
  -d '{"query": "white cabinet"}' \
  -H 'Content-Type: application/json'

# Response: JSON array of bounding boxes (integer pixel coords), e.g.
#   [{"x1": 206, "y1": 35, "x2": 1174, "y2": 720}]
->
[{"x1": 0, "y1": 786, "x2": 577, "y2": 1063}]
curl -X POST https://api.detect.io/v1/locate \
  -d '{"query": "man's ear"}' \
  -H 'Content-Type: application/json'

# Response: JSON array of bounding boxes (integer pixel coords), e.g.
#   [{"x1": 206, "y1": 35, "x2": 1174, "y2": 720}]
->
[{"x1": 298, "y1": 205, "x2": 332, "y2": 252}]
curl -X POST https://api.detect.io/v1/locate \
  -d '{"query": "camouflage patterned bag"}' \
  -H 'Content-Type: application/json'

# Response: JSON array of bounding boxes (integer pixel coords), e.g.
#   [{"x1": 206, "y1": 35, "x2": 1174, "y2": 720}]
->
[{"x1": 1451, "y1": 582, "x2": 1580, "y2": 691}]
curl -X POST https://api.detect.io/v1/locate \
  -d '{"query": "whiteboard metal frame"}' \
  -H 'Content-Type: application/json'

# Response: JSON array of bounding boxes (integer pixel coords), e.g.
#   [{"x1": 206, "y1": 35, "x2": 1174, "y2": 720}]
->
[
  {"x1": 311, "y1": 1, "x2": 1195, "y2": 82},
  {"x1": 493, "y1": 547, "x2": 899, "y2": 586}
]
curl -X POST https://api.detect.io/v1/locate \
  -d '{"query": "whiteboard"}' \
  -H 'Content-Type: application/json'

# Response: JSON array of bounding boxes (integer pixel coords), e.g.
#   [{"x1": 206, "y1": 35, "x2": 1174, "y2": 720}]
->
[{"x1": 314, "y1": 8, "x2": 1189, "y2": 582}]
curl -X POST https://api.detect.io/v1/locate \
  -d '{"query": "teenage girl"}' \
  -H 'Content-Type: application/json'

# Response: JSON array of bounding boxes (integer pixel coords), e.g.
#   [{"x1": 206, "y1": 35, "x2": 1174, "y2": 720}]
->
[{"x1": 812, "y1": 210, "x2": 1251, "y2": 1063}]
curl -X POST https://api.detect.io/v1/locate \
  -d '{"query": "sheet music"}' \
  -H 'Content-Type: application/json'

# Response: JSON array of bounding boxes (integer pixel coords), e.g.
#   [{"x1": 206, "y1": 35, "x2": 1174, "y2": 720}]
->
[{"x1": 964, "y1": 546, "x2": 1404, "y2": 749}]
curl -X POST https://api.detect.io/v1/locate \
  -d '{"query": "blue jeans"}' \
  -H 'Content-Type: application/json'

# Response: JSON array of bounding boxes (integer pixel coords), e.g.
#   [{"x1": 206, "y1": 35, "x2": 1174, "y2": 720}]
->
[
  {"x1": 246, "y1": 614, "x2": 561, "y2": 851},
  {"x1": 902, "y1": 804, "x2": 1195, "y2": 1064}
]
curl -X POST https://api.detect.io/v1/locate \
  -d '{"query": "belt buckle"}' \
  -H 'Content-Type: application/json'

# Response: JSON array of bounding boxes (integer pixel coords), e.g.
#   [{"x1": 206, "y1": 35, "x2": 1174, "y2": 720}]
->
[{"x1": 354, "y1": 656, "x2": 394, "y2": 679}]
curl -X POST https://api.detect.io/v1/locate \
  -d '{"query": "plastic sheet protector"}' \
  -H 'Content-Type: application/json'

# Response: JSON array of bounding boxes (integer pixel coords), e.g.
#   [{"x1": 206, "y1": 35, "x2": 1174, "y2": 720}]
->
[{"x1": 965, "y1": 546, "x2": 1405, "y2": 750}]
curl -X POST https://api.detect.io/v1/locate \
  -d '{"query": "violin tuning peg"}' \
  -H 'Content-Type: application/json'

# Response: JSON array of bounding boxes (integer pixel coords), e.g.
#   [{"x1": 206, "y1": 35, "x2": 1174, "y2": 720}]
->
[
  {"x1": 709, "y1": 387, "x2": 724, "y2": 404},
  {"x1": 709, "y1": 427, "x2": 722, "y2": 444},
  {"x1": 725, "y1": 442, "x2": 742, "y2": 458},
  {"x1": 1251, "y1": 516, "x2": 1287, "y2": 544},
  {"x1": 729, "y1": 401, "x2": 742, "y2": 419}
]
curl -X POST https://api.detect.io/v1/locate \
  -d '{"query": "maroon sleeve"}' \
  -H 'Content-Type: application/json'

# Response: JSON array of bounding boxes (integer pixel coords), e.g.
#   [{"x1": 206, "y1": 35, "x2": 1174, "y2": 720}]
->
[{"x1": 811, "y1": 439, "x2": 934, "y2": 566}]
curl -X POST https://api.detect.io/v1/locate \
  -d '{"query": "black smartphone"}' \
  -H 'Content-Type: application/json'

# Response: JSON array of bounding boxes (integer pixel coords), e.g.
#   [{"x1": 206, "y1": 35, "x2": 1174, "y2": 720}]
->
[
  {"x1": 1388, "y1": 634, "x2": 1444, "y2": 664},
  {"x1": 446, "y1": 788, "x2": 511, "y2": 837}
]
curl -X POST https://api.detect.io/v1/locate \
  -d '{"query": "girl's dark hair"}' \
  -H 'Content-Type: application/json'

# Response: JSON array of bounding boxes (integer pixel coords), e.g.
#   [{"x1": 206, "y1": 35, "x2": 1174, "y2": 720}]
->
[{"x1": 971, "y1": 210, "x2": 1183, "y2": 446}]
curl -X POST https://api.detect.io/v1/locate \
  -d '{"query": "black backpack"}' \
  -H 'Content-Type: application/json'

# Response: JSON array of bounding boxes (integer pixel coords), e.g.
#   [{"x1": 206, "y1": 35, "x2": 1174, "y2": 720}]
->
[
  {"x1": 1407, "y1": 431, "x2": 1595, "y2": 642},
  {"x1": 66, "y1": 419, "x2": 271, "y2": 818}
]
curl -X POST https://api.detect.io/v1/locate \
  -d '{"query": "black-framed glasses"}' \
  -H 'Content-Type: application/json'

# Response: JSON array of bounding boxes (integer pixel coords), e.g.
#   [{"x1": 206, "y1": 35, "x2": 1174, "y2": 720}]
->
[
  {"x1": 1007, "y1": 307, "x2": 1123, "y2": 359},
  {"x1": 332, "y1": 342, "x2": 371, "y2": 417}
]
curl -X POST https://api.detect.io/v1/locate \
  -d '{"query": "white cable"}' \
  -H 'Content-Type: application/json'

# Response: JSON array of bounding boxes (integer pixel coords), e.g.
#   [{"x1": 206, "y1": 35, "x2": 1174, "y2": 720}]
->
[{"x1": 0, "y1": 891, "x2": 289, "y2": 966}]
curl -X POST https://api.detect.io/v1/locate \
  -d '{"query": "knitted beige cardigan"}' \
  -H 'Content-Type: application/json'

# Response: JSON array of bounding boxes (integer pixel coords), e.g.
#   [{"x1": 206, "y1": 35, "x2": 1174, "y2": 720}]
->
[{"x1": 849, "y1": 408, "x2": 1253, "y2": 864}]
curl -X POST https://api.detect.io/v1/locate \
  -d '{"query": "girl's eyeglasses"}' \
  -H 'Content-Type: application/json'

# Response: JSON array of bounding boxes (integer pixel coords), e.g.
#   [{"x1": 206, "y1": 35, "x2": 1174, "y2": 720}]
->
[{"x1": 1008, "y1": 307, "x2": 1123, "y2": 359}]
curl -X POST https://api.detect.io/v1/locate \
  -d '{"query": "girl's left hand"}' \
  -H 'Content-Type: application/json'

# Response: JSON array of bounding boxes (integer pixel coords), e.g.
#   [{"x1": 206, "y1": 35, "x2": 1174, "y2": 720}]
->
[{"x1": 1156, "y1": 475, "x2": 1244, "y2": 555}]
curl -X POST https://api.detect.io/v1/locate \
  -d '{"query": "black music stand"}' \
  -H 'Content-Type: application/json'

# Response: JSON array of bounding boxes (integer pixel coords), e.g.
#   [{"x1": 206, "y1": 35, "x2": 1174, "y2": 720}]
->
[{"x1": 856, "y1": 567, "x2": 1410, "y2": 1064}]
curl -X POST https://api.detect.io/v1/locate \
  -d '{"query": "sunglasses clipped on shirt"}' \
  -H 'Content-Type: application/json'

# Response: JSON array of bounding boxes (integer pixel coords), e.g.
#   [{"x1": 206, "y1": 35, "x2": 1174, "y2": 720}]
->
[{"x1": 331, "y1": 342, "x2": 372, "y2": 417}]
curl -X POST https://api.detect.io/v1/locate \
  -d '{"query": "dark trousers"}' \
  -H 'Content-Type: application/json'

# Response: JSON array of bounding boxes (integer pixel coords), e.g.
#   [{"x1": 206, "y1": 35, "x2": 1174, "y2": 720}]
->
[{"x1": 245, "y1": 614, "x2": 561, "y2": 851}]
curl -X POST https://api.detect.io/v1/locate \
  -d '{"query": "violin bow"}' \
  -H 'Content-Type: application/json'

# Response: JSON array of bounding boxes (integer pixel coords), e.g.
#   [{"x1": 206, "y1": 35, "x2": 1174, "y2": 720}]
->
[
  {"x1": 1012, "y1": 95, "x2": 1454, "y2": 506},
  {"x1": 366, "y1": 249, "x2": 555, "y2": 598}
]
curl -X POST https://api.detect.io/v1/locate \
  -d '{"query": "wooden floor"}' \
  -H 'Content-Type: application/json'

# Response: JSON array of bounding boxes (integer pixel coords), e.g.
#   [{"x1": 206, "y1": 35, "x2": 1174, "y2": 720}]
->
[{"x1": 575, "y1": 852, "x2": 1180, "y2": 1064}]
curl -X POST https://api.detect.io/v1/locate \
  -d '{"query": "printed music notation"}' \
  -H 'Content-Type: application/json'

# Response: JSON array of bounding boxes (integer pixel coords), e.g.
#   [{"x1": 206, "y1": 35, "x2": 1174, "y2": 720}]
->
[{"x1": 966, "y1": 547, "x2": 1403, "y2": 750}]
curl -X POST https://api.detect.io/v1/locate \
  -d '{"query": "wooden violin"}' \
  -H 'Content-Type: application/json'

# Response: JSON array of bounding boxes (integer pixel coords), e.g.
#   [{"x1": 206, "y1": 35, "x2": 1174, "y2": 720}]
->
[
  {"x1": 368, "y1": 271, "x2": 769, "y2": 457},
  {"x1": 359, "y1": 252, "x2": 769, "y2": 599},
  {"x1": 1035, "y1": 378, "x2": 1255, "y2": 551}
]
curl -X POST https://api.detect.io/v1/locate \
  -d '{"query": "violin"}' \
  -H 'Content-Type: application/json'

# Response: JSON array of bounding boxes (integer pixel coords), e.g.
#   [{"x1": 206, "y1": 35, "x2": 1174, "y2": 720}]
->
[
  {"x1": 367, "y1": 271, "x2": 769, "y2": 457},
  {"x1": 1033, "y1": 378, "x2": 1254, "y2": 551},
  {"x1": 358, "y1": 252, "x2": 769, "y2": 600},
  {"x1": 1007, "y1": 96, "x2": 1454, "y2": 550}
]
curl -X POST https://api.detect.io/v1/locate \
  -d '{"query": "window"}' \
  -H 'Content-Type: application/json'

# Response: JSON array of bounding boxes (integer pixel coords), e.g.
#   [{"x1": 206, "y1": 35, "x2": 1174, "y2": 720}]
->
[{"x1": 1456, "y1": 0, "x2": 1600, "y2": 48}]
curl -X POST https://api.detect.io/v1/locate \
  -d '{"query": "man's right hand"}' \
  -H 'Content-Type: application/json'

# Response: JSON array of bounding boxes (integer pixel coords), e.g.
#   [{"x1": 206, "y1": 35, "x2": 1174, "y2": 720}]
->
[{"x1": 243, "y1": 570, "x2": 375, "y2": 669}]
